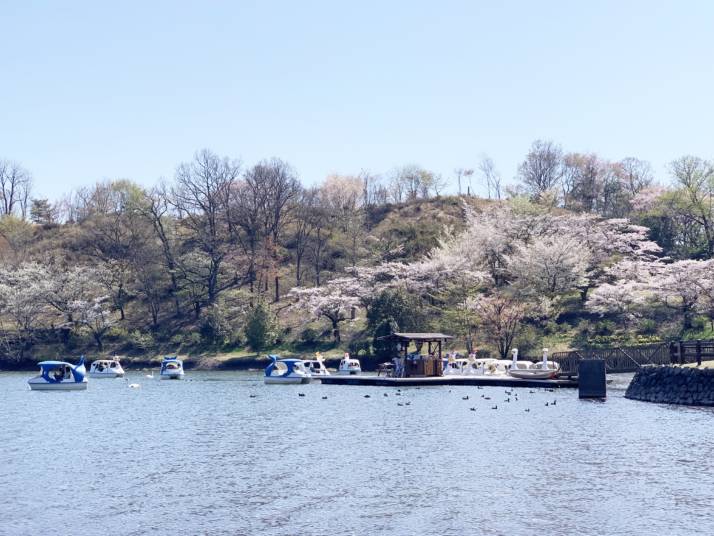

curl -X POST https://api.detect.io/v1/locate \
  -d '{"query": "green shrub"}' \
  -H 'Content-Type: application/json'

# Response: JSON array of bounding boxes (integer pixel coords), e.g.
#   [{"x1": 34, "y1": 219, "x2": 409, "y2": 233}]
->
[
  {"x1": 128, "y1": 330, "x2": 155, "y2": 351},
  {"x1": 348, "y1": 337, "x2": 372, "y2": 358},
  {"x1": 593, "y1": 320, "x2": 616, "y2": 336},
  {"x1": 200, "y1": 304, "x2": 232, "y2": 344},
  {"x1": 185, "y1": 332, "x2": 202, "y2": 346},
  {"x1": 367, "y1": 289, "x2": 423, "y2": 332},
  {"x1": 244, "y1": 302, "x2": 277, "y2": 351},
  {"x1": 300, "y1": 328, "x2": 320, "y2": 345},
  {"x1": 543, "y1": 320, "x2": 559, "y2": 335},
  {"x1": 638, "y1": 319, "x2": 658, "y2": 335},
  {"x1": 513, "y1": 325, "x2": 538, "y2": 356},
  {"x1": 169, "y1": 334, "x2": 184, "y2": 346},
  {"x1": 106, "y1": 326, "x2": 129, "y2": 342},
  {"x1": 372, "y1": 317, "x2": 398, "y2": 361},
  {"x1": 691, "y1": 317, "x2": 707, "y2": 331}
]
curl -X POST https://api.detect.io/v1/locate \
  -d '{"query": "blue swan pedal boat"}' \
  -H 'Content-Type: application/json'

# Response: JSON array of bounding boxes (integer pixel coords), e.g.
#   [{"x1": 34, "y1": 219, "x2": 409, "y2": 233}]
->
[
  {"x1": 160, "y1": 356, "x2": 185, "y2": 380},
  {"x1": 28, "y1": 358, "x2": 88, "y2": 391},
  {"x1": 264, "y1": 355, "x2": 312, "y2": 384}
]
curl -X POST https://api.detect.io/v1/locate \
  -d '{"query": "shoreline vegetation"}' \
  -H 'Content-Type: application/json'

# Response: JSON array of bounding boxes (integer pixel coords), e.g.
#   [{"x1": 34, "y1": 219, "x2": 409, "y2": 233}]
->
[
  {"x1": 0, "y1": 352, "x2": 366, "y2": 372},
  {"x1": 3, "y1": 145, "x2": 714, "y2": 369}
]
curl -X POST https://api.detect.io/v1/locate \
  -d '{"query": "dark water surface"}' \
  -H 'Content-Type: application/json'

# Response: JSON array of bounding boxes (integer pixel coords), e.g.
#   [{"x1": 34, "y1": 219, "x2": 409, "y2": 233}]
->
[{"x1": 1, "y1": 371, "x2": 713, "y2": 536}]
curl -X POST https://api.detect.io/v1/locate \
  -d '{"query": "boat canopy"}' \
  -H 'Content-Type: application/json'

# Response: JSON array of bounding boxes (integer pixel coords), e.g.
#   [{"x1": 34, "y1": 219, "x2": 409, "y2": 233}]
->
[
  {"x1": 38, "y1": 359, "x2": 85, "y2": 383},
  {"x1": 265, "y1": 356, "x2": 305, "y2": 377},
  {"x1": 160, "y1": 356, "x2": 183, "y2": 372},
  {"x1": 38, "y1": 361, "x2": 72, "y2": 367},
  {"x1": 267, "y1": 355, "x2": 304, "y2": 363}
]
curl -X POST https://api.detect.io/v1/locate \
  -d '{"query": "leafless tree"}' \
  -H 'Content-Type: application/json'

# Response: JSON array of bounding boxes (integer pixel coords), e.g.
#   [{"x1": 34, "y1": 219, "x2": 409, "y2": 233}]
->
[
  {"x1": 619, "y1": 157, "x2": 653, "y2": 195},
  {"x1": 310, "y1": 207, "x2": 332, "y2": 287},
  {"x1": 361, "y1": 171, "x2": 387, "y2": 206},
  {"x1": 291, "y1": 187, "x2": 319, "y2": 286},
  {"x1": 0, "y1": 160, "x2": 32, "y2": 218},
  {"x1": 562, "y1": 153, "x2": 602, "y2": 212},
  {"x1": 142, "y1": 184, "x2": 182, "y2": 315},
  {"x1": 171, "y1": 149, "x2": 239, "y2": 310},
  {"x1": 431, "y1": 173, "x2": 449, "y2": 197},
  {"x1": 518, "y1": 140, "x2": 564, "y2": 202},
  {"x1": 387, "y1": 170, "x2": 405, "y2": 203},
  {"x1": 454, "y1": 168, "x2": 475, "y2": 196},
  {"x1": 229, "y1": 158, "x2": 299, "y2": 299},
  {"x1": 389, "y1": 165, "x2": 439, "y2": 201},
  {"x1": 75, "y1": 180, "x2": 156, "y2": 319},
  {"x1": 478, "y1": 156, "x2": 501, "y2": 200}
]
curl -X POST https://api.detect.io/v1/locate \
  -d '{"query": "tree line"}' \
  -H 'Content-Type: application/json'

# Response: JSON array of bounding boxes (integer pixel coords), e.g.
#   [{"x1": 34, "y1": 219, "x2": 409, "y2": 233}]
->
[{"x1": 1, "y1": 141, "x2": 713, "y2": 360}]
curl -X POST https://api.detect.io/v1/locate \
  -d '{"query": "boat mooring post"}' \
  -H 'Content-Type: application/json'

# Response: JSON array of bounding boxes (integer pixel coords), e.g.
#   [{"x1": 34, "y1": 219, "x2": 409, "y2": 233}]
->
[{"x1": 578, "y1": 360, "x2": 606, "y2": 399}]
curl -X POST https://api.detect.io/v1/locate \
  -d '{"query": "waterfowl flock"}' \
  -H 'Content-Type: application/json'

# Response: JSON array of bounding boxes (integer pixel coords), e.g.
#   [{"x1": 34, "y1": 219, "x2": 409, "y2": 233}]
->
[{"x1": 280, "y1": 385, "x2": 563, "y2": 415}]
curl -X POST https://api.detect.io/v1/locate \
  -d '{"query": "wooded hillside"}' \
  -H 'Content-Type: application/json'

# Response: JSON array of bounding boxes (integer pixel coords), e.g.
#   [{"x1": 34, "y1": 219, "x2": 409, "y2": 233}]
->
[{"x1": 2, "y1": 142, "x2": 714, "y2": 363}]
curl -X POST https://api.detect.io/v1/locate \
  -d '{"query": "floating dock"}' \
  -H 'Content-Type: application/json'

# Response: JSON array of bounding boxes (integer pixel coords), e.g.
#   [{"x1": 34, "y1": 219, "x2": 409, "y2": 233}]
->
[{"x1": 317, "y1": 375, "x2": 578, "y2": 389}]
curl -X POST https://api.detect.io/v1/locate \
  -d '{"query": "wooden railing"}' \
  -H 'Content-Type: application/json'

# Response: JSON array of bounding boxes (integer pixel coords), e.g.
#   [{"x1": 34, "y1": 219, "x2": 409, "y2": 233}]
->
[
  {"x1": 668, "y1": 340, "x2": 714, "y2": 367},
  {"x1": 528, "y1": 342, "x2": 675, "y2": 374}
]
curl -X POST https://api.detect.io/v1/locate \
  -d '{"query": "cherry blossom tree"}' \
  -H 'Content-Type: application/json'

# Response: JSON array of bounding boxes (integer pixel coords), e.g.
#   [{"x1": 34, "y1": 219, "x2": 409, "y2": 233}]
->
[
  {"x1": 692, "y1": 260, "x2": 714, "y2": 329},
  {"x1": 431, "y1": 202, "x2": 659, "y2": 300},
  {"x1": 44, "y1": 265, "x2": 106, "y2": 324},
  {"x1": 630, "y1": 186, "x2": 667, "y2": 213},
  {"x1": 507, "y1": 234, "x2": 588, "y2": 299},
  {"x1": 586, "y1": 281, "x2": 648, "y2": 329},
  {"x1": 288, "y1": 277, "x2": 363, "y2": 343},
  {"x1": 69, "y1": 296, "x2": 117, "y2": 350},
  {"x1": 0, "y1": 263, "x2": 51, "y2": 357},
  {"x1": 465, "y1": 292, "x2": 533, "y2": 359},
  {"x1": 648, "y1": 260, "x2": 707, "y2": 331},
  {"x1": 596, "y1": 258, "x2": 711, "y2": 332}
]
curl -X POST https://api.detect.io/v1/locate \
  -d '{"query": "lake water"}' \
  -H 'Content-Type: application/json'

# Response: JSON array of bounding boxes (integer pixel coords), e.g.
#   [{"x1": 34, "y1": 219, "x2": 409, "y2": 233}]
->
[{"x1": 1, "y1": 370, "x2": 713, "y2": 536}]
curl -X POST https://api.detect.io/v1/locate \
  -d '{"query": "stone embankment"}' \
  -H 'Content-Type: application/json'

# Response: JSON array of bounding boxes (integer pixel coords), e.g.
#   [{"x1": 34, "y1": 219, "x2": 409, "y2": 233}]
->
[{"x1": 625, "y1": 365, "x2": 714, "y2": 406}]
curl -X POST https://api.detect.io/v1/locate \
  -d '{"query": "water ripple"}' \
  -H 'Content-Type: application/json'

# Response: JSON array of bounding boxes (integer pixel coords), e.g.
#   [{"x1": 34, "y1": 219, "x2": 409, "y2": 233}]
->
[{"x1": 1, "y1": 372, "x2": 713, "y2": 535}]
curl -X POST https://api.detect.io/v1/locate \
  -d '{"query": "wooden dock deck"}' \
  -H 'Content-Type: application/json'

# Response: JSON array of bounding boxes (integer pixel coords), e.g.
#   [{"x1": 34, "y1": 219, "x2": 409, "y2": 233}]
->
[{"x1": 317, "y1": 374, "x2": 578, "y2": 389}]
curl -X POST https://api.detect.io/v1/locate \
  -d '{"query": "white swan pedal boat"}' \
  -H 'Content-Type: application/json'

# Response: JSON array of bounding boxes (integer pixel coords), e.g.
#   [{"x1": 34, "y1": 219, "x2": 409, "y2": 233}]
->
[
  {"x1": 508, "y1": 348, "x2": 560, "y2": 379},
  {"x1": 28, "y1": 358, "x2": 88, "y2": 391},
  {"x1": 160, "y1": 356, "x2": 185, "y2": 380},
  {"x1": 337, "y1": 353, "x2": 361, "y2": 375},
  {"x1": 304, "y1": 353, "x2": 330, "y2": 377},
  {"x1": 264, "y1": 355, "x2": 312, "y2": 384},
  {"x1": 89, "y1": 358, "x2": 125, "y2": 378},
  {"x1": 443, "y1": 353, "x2": 527, "y2": 376}
]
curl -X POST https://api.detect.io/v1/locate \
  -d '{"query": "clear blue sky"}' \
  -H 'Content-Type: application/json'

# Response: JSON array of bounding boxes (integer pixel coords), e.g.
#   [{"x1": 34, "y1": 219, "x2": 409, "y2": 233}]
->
[{"x1": 1, "y1": 0, "x2": 713, "y2": 199}]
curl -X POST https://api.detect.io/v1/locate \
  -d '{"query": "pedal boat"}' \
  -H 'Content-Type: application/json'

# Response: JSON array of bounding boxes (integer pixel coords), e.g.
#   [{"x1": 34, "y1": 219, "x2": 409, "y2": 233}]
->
[
  {"x1": 304, "y1": 353, "x2": 330, "y2": 377},
  {"x1": 89, "y1": 358, "x2": 125, "y2": 378},
  {"x1": 264, "y1": 355, "x2": 312, "y2": 384},
  {"x1": 508, "y1": 348, "x2": 560, "y2": 379},
  {"x1": 28, "y1": 358, "x2": 88, "y2": 391},
  {"x1": 160, "y1": 356, "x2": 185, "y2": 380},
  {"x1": 337, "y1": 353, "x2": 361, "y2": 375}
]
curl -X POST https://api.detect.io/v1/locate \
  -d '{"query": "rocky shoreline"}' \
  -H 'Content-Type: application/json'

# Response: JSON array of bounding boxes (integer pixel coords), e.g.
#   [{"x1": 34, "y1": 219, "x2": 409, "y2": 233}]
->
[{"x1": 625, "y1": 365, "x2": 714, "y2": 406}]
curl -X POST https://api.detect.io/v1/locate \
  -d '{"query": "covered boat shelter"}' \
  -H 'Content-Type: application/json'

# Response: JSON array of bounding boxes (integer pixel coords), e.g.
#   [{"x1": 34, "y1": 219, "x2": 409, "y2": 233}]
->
[{"x1": 378, "y1": 332, "x2": 453, "y2": 378}]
